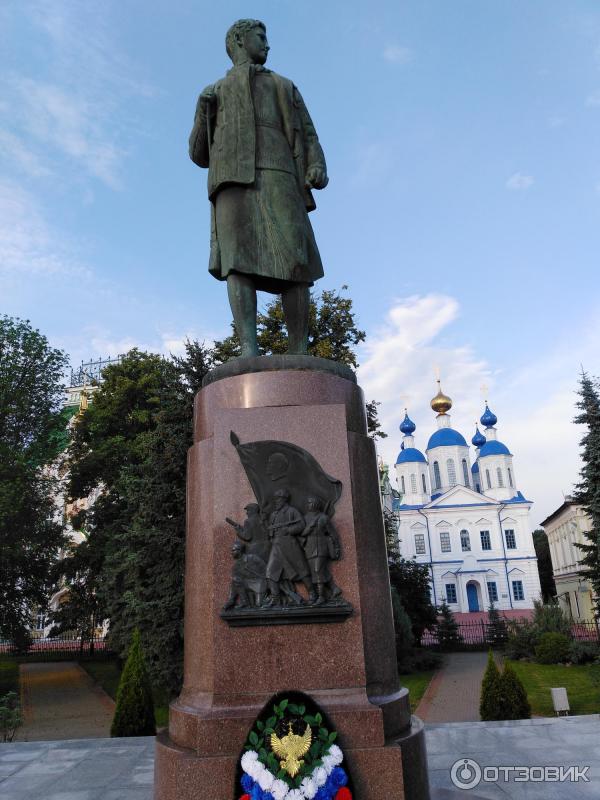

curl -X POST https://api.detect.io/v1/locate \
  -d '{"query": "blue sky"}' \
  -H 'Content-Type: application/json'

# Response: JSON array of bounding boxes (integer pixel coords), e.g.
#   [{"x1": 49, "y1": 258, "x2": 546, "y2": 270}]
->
[{"x1": 2, "y1": 1, "x2": 600, "y2": 522}]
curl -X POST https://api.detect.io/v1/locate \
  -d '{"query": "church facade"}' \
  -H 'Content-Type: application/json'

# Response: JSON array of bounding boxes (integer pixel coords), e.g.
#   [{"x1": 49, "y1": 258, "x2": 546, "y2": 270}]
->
[{"x1": 393, "y1": 383, "x2": 541, "y2": 613}]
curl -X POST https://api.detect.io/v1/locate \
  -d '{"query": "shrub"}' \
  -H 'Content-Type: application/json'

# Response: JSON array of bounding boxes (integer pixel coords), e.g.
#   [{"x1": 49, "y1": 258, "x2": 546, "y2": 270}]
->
[
  {"x1": 532, "y1": 599, "x2": 571, "y2": 637},
  {"x1": 535, "y1": 632, "x2": 571, "y2": 664},
  {"x1": 479, "y1": 650, "x2": 502, "y2": 720},
  {"x1": 480, "y1": 654, "x2": 531, "y2": 721},
  {"x1": 500, "y1": 663, "x2": 531, "y2": 719},
  {"x1": 110, "y1": 629, "x2": 156, "y2": 737},
  {"x1": 569, "y1": 640, "x2": 599, "y2": 665},
  {"x1": 504, "y1": 619, "x2": 538, "y2": 660},
  {"x1": 0, "y1": 692, "x2": 22, "y2": 742},
  {"x1": 397, "y1": 648, "x2": 443, "y2": 674},
  {"x1": 435, "y1": 602, "x2": 463, "y2": 651}
]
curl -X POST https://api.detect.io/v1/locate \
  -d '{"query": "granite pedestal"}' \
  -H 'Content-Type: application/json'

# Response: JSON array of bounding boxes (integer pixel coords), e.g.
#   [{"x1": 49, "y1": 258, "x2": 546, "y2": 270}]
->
[{"x1": 154, "y1": 359, "x2": 430, "y2": 800}]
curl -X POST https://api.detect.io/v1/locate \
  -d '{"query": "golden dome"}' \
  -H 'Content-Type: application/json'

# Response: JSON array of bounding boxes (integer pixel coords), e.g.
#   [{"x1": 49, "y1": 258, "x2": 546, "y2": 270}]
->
[{"x1": 431, "y1": 380, "x2": 452, "y2": 415}]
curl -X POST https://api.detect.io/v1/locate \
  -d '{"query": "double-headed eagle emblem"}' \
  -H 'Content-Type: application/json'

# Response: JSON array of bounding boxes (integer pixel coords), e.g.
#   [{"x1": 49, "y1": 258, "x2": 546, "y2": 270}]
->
[{"x1": 270, "y1": 722, "x2": 312, "y2": 778}]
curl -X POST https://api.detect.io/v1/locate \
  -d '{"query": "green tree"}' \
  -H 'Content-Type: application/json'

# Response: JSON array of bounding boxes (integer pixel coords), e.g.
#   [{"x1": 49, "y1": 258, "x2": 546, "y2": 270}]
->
[
  {"x1": 366, "y1": 399, "x2": 387, "y2": 441},
  {"x1": 388, "y1": 557, "x2": 437, "y2": 641},
  {"x1": 574, "y1": 372, "x2": 600, "y2": 616},
  {"x1": 390, "y1": 585, "x2": 414, "y2": 662},
  {"x1": 486, "y1": 601, "x2": 508, "y2": 647},
  {"x1": 212, "y1": 287, "x2": 366, "y2": 367},
  {"x1": 435, "y1": 602, "x2": 462, "y2": 650},
  {"x1": 0, "y1": 316, "x2": 68, "y2": 644},
  {"x1": 500, "y1": 663, "x2": 531, "y2": 719},
  {"x1": 0, "y1": 692, "x2": 23, "y2": 742},
  {"x1": 62, "y1": 344, "x2": 211, "y2": 694},
  {"x1": 110, "y1": 629, "x2": 156, "y2": 737},
  {"x1": 479, "y1": 650, "x2": 502, "y2": 721},
  {"x1": 532, "y1": 529, "x2": 556, "y2": 601}
]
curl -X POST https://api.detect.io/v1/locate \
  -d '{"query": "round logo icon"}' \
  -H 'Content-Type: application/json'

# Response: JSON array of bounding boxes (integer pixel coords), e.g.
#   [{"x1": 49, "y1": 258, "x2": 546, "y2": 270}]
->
[{"x1": 450, "y1": 758, "x2": 482, "y2": 790}]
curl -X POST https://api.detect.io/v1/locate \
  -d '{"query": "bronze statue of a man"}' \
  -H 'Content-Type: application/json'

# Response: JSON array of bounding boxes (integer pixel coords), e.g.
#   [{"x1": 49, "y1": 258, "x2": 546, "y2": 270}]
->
[{"x1": 189, "y1": 19, "x2": 328, "y2": 357}]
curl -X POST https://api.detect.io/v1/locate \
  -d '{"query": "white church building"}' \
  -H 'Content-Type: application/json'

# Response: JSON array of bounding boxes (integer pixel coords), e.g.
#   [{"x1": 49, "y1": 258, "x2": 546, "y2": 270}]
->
[{"x1": 393, "y1": 383, "x2": 541, "y2": 614}]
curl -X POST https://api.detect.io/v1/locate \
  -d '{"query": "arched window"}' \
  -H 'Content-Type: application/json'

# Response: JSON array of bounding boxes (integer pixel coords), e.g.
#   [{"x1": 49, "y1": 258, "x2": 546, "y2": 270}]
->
[
  {"x1": 460, "y1": 530, "x2": 471, "y2": 551},
  {"x1": 476, "y1": 483, "x2": 481, "y2": 493},
  {"x1": 447, "y1": 459, "x2": 457, "y2": 486},
  {"x1": 401, "y1": 475, "x2": 406, "y2": 494},
  {"x1": 410, "y1": 473, "x2": 417, "y2": 493},
  {"x1": 462, "y1": 458, "x2": 470, "y2": 487},
  {"x1": 422, "y1": 473, "x2": 427, "y2": 493},
  {"x1": 486, "y1": 469, "x2": 492, "y2": 489},
  {"x1": 496, "y1": 467, "x2": 504, "y2": 487},
  {"x1": 508, "y1": 467, "x2": 513, "y2": 488},
  {"x1": 433, "y1": 461, "x2": 441, "y2": 490}
]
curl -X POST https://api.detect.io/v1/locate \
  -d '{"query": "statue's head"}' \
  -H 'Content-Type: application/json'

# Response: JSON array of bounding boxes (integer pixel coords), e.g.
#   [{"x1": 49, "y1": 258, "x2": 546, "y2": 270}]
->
[
  {"x1": 226, "y1": 19, "x2": 269, "y2": 65},
  {"x1": 232, "y1": 541, "x2": 245, "y2": 559},
  {"x1": 244, "y1": 502, "x2": 260, "y2": 516},
  {"x1": 306, "y1": 496, "x2": 323, "y2": 512},
  {"x1": 273, "y1": 488, "x2": 289, "y2": 509},
  {"x1": 266, "y1": 452, "x2": 289, "y2": 481}
]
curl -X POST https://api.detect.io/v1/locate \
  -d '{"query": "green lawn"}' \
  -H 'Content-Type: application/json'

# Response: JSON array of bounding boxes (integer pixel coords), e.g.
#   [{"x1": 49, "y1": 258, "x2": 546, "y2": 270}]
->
[
  {"x1": 81, "y1": 659, "x2": 170, "y2": 727},
  {"x1": 399, "y1": 670, "x2": 436, "y2": 711},
  {"x1": 507, "y1": 660, "x2": 600, "y2": 716},
  {"x1": 0, "y1": 659, "x2": 19, "y2": 697}
]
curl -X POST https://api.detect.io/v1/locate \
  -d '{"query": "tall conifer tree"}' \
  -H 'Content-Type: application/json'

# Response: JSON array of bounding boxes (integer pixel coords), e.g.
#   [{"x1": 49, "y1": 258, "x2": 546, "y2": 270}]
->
[{"x1": 574, "y1": 372, "x2": 600, "y2": 616}]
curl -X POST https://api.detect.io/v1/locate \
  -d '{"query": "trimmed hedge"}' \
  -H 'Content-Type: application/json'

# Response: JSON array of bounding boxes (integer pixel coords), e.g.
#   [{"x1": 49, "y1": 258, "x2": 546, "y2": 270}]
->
[{"x1": 110, "y1": 630, "x2": 156, "y2": 737}]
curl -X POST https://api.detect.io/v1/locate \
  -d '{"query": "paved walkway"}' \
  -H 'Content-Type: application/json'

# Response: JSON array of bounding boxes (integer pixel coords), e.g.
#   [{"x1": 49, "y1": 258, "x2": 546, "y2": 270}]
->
[
  {"x1": 416, "y1": 651, "x2": 492, "y2": 723},
  {"x1": 0, "y1": 737, "x2": 153, "y2": 800},
  {"x1": 2, "y1": 717, "x2": 599, "y2": 800},
  {"x1": 18, "y1": 662, "x2": 114, "y2": 741},
  {"x1": 426, "y1": 715, "x2": 600, "y2": 799}
]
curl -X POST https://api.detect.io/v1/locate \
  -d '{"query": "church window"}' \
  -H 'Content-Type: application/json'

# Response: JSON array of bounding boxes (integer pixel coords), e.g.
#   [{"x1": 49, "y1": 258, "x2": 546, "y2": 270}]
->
[
  {"x1": 433, "y1": 461, "x2": 441, "y2": 490},
  {"x1": 414, "y1": 533, "x2": 426, "y2": 554},
  {"x1": 487, "y1": 581, "x2": 498, "y2": 602},
  {"x1": 422, "y1": 473, "x2": 427, "y2": 493},
  {"x1": 497, "y1": 467, "x2": 504, "y2": 488},
  {"x1": 485, "y1": 469, "x2": 492, "y2": 489},
  {"x1": 508, "y1": 467, "x2": 513, "y2": 488},
  {"x1": 35, "y1": 611, "x2": 46, "y2": 631},
  {"x1": 460, "y1": 530, "x2": 471, "y2": 551},
  {"x1": 512, "y1": 580, "x2": 524, "y2": 601},
  {"x1": 445, "y1": 584, "x2": 457, "y2": 604},
  {"x1": 476, "y1": 483, "x2": 481, "y2": 493},
  {"x1": 400, "y1": 475, "x2": 405, "y2": 494},
  {"x1": 410, "y1": 473, "x2": 417, "y2": 493},
  {"x1": 462, "y1": 458, "x2": 470, "y2": 487},
  {"x1": 480, "y1": 530, "x2": 491, "y2": 550},
  {"x1": 447, "y1": 459, "x2": 457, "y2": 486},
  {"x1": 505, "y1": 529, "x2": 516, "y2": 549},
  {"x1": 440, "y1": 532, "x2": 451, "y2": 552}
]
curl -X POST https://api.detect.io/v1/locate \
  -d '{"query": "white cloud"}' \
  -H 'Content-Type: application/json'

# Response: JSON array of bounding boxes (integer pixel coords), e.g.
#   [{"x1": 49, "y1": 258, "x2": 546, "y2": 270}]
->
[
  {"x1": 548, "y1": 115, "x2": 565, "y2": 128},
  {"x1": 5, "y1": 77, "x2": 124, "y2": 188},
  {"x1": 357, "y1": 294, "x2": 594, "y2": 524},
  {"x1": 586, "y1": 90, "x2": 600, "y2": 107},
  {"x1": 383, "y1": 44, "x2": 413, "y2": 64},
  {"x1": 506, "y1": 172, "x2": 534, "y2": 191},
  {"x1": 0, "y1": 1, "x2": 154, "y2": 188},
  {"x1": 0, "y1": 181, "x2": 91, "y2": 278}
]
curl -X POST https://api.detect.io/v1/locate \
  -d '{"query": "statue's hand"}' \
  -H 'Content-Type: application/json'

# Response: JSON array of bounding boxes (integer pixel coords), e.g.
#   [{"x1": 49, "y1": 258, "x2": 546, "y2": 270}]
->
[
  {"x1": 198, "y1": 88, "x2": 217, "y2": 115},
  {"x1": 305, "y1": 166, "x2": 328, "y2": 190}
]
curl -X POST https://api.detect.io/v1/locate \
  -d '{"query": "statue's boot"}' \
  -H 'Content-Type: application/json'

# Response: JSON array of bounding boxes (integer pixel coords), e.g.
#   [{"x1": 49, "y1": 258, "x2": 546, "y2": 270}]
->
[
  {"x1": 282, "y1": 283, "x2": 309, "y2": 355},
  {"x1": 227, "y1": 273, "x2": 259, "y2": 357}
]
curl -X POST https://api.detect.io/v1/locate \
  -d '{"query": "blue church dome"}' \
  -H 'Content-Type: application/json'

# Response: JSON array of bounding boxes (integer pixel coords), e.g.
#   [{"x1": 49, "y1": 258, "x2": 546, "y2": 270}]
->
[
  {"x1": 480, "y1": 404, "x2": 498, "y2": 428},
  {"x1": 396, "y1": 447, "x2": 427, "y2": 464},
  {"x1": 427, "y1": 428, "x2": 468, "y2": 449},
  {"x1": 399, "y1": 412, "x2": 416, "y2": 435},
  {"x1": 479, "y1": 440, "x2": 511, "y2": 457},
  {"x1": 472, "y1": 426, "x2": 486, "y2": 448}
]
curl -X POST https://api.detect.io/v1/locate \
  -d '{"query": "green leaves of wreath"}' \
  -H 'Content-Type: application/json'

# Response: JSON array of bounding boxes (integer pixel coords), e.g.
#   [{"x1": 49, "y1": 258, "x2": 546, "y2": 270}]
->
[{"x1": 244, "y1": 699, "x2": 338, "y2": 789}]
